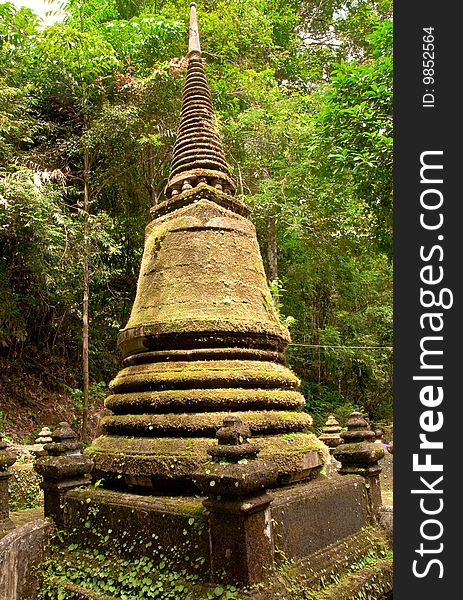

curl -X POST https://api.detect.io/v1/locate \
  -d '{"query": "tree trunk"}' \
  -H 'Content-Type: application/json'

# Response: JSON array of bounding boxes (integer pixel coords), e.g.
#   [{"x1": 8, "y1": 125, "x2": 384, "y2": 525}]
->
[
  {"x1": 147, "y1": 144, "x2": 158, "y2": 206},
  {"x1": 267, "y1": 216, "x2": 278, "y2": 282},
  {"x1": 81, "y1": 149, "x2": 90, "y2": 441}
]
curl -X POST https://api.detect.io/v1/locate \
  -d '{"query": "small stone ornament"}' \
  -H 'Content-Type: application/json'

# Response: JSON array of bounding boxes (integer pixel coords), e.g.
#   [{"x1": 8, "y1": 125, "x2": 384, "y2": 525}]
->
[
  {"x1": 34, "y1": 422, "x2": 93, "y2": 527},
  {"x1": 207, "y1": 415, "x2": 261, "y2": 463},
  {"x1": 193, "y1": 416, "x2": 278, "y2": 585},
  {"x1": 318, "y1": 415, "x2": 342, "y2": 453},
  {"x1": 194, "y1": 416, "x2": 276, "y2": 497},
  {"x1": 333, "y1": 411, "x2": 384, "y2": 513},
  {"x1": 44, "y1": 421, "x2": 83, "y2": 456},
  {"x1": 35, "y1": 426, "x2": 53, "y2": 445}
]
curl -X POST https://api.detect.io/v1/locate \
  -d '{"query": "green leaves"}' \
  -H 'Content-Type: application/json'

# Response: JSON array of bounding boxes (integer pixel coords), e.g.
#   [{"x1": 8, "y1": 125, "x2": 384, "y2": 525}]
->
[
  {"x1": 97, "y1": 14, "x2": 185, "y2": 73},
  {"x1": 36, "y1": 24, "x2": 119, "y2": 98},
  {"x1": 1, "y1": 0, "x2": 392, "y2": 426}
]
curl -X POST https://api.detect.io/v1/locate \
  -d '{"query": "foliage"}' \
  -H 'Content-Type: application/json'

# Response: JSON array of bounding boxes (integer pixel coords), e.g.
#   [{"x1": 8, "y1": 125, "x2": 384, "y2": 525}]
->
[
  {"x1": 9, "y1": 463, "x2": 42, "y2": 511},
  {"x1": 0, "y1": 0, "x2": 393, "y2": 429},
  {"x1": 38, "y1": 528, "x2": 244, "y2": 599}
]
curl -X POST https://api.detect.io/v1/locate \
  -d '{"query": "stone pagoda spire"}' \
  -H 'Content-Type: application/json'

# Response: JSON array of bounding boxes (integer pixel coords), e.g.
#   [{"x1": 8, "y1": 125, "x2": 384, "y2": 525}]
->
[
  {"x1": 88, "y1": 2, "x2": 321, "y2": 492},
  {"x1": 165, "y1": 2, "x2": 235, "y2": 198}
]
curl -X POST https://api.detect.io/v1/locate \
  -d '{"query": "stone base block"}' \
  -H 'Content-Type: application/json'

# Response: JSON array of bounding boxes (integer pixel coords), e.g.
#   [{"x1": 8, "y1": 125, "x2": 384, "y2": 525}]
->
[
  {"x1": 271, "y1": 474, "x2": 371, "y2": 560},
  {"x1": 0, "y1": 518, "x2": 53, "y2": 600},
  {"x1": 65, "y1": 475, "x2": 373, "y2": 576},
  {"x1": 64, "y1": 487, "x2": 211, "y2": 574}
]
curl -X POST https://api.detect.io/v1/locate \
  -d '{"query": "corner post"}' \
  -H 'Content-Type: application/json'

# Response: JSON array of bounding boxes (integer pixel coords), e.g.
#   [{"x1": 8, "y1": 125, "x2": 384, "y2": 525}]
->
[
  {"x1": 194, "y1": 416, "x2": 278, "y2": 585},
  {"x1": 34, "y1": 422, "x2": 93, "y2": 527},
  {"x1": 333, "y1": 411, "x2": 384, "y2": 516}
]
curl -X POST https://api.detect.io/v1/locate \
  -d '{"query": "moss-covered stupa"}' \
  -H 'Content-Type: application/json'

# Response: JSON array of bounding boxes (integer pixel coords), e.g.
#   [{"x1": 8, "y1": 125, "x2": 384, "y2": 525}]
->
[{"x1": 88, "y1": 2, "x2": 321, "y2": 492}]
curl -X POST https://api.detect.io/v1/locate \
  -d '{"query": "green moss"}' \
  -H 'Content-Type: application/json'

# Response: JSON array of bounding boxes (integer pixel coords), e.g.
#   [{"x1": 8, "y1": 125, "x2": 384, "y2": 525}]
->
[
  {"x1": 86, "y1": 431, "x2": 325, "y2": 486},
  {"x1": 101, "y1": 410, "x2": 312, "y2": 436},
  {"x1": 119, "y1": 199, "x2": 290, "y2": 349},
  {"x1": 105, "y1": 388, "x2": 305, "y2": 413},
  {"x1": 110, "y1": 359, "x2": 300, "y2": 394},
  {"x1": 176, "y1": 499, "x2": 207, "y2": 520},
  {"x1": 9, "y1": 463, "x2": 42, "y2": 511}
]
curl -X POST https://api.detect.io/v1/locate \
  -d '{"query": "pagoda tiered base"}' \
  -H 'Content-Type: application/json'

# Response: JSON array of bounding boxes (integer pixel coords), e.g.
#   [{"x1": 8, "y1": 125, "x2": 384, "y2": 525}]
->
[{"x1": 88, "y1": 432, "x2": 323, "y2": 492}]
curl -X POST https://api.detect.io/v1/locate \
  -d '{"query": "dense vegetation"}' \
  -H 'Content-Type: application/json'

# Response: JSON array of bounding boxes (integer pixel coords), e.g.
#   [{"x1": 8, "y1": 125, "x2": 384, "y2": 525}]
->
[{"x1": 0, "y1": 0, "x2": 392, "y2": 439}]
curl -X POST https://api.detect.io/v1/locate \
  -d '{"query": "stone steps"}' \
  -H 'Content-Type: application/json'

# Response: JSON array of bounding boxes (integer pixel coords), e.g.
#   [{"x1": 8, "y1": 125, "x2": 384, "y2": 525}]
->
[
  {"x1": 313, "y1": 558, "x2": 393, "y2": 600},
  {"x1": 289, "y1": 527, "x2": 390, "y2": 590}
]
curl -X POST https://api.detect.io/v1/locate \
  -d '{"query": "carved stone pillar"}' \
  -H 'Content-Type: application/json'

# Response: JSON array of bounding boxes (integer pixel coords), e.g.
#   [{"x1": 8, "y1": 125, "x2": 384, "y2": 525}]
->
[
  {"x1": 194, "y1": 416, "x2": 278, "y2": 585},
  {"x1": 334, "y1": 411, "x2": 384, "y2": 515},
  {"x1": 34, "y1": 422, "x2": 93, "y2": 527}
]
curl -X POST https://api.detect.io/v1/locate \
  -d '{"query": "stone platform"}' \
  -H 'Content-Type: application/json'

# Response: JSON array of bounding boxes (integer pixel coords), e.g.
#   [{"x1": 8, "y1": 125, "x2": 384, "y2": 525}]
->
[
  {"x1": 56, "y1": 474, "x2": 392, "y2": 599},
  {"x1": 65, "y1": 474, "x2": 375, "y2": 569}
]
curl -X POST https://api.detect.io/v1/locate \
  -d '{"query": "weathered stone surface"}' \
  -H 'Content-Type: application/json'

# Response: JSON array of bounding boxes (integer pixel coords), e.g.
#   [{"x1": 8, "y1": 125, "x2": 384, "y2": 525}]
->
[
  {"x1": 379, "y1": 446, "x2": 393, "y2": 495},
  {"x1": 0, "y1": 518, "x2": 52, "y2": 600},
  {"x1": 105, "y1": 387, "x2": 303, "y2": 414},
  {"x1": 84, "y1": 2, "x2": 319, "y2": 492},
  {"x1": 34, "y1": 423, "x2": 93, "y2": 526},
  {"x1": 334, "y1": 412, "x2": 384, "y2": 514},
  {"x1": 64, "y1": 487, "x2": 211, "y2": 572},
  {"x1": 35, "y1": 454, "x2": 94, "y2": 480},
  {"x1": 154, "y1": 182, "x2": 249, "y2": 219},
  {"x1": 101, "y1": 410, "x2": 312, "y2": 437},
  {"x1": 84, "y1": 6, "x2": 323, "y2": 491},
  {"x1": 117, "y1": 200, "x2": 291, "y2": 352},
  {"x1": 87, "y1": 432, "x2": 323, "y2": 491},
  {"x1": 0, "y1": 435, "x2": 16, "y2": 535},
  {"x1": 378, "y1": 505, "x2": 393, "y2": 544},
  {"x1": 109, "y1": 358, "x2": 301, "y2": 396},
  {"x1": 287, "y1": 527, "x2": 390, "y2": 589},
  {"x1": 271, "y1": 475, "x2": 370, "y2": 560},
  {"x1": 205, "y1": 495, "x2": 274, "y2": 585}
]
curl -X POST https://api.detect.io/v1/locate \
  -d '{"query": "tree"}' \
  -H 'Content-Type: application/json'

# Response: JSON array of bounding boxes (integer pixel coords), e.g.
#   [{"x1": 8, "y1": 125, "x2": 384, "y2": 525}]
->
[{"x1": 0, "y1": 0, "x2": 393, "y2": 438}]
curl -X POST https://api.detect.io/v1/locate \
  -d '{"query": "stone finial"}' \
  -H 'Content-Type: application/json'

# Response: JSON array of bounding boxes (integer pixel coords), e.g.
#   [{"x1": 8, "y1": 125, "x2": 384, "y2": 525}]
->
[
  {"x1": 193, "y1": 417, "x2": 278, "y2": 585},
  {"x1": 165, "y1": 4, "x2": 236, "y2": 198},
  {"x1": 0, "y1": 435, "x2": 17, "y2": 535},
  {"x1": 208, "y1": 416, "x2": 261, "y2": 463},
  {"x1": 318, "y1": 415, "x2": 342, "y2": 453},
  {"x1": 34, "y1": 423, "x2": 93, "y2": 527},
  {"x1": 188, "y1": 2, "x2": 201, "y2": 55},
  {"x1": 333, "y1": 411, "x2": 384, "y2": 515},
  {"x1": 340, "y1": 412, "x2": 375, "y2": 443},
  {"x1": 44, "y1": 422, "x2": 83, "y2": 456},
  {"x1": 216, "y1": 415, "x2": 250, "y2": 444},
  {"x1": 35, "y1": 426, "x2": 53, "y2": 445}
]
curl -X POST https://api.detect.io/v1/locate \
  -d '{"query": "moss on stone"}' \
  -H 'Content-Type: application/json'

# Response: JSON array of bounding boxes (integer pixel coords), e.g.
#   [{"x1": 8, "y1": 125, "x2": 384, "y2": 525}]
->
[
  {"x1": 9, "y1": 463, "x2": 43, "y2": 511},
  {"x1": 105, "y1": 388, "x2": 305, "y2": 414},
  {"x1": 86, "y1": 431, "x2": 324, "y2": 485},
  {"x1": 110, "y1": 359, "x2": 300, "y2": 393},
  {"x1": 101, "y1": 410, "x2": 312, "y2": 436},
  {"x1": 118, "y1": 199, "x2": 290, "y2": 358}
]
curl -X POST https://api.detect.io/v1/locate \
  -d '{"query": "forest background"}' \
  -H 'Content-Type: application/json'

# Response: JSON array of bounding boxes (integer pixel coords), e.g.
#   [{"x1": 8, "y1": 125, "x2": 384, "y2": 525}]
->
[{"x1": 0, "y1": 0, "x2": 392, "y2": 442}]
